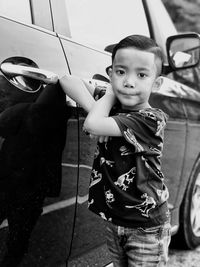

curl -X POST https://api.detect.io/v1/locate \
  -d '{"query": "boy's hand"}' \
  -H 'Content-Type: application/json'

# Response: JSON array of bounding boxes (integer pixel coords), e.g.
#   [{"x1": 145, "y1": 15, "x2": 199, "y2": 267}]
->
[
  {"x1": 83, "y1": 127, "x2": 109, "y2": 143},
  {"x1": 89, "y1": 134, "x2": 108, "y2": 143},
  {"x1": 98, "y1": 135, "x2": 109, "y2": 143},
  {"x1": 105, "y1": 85, "x2": 116, "y2": 107},
  {"x1": 105, "y1": 85, "x2": 115, "y2": 96}
]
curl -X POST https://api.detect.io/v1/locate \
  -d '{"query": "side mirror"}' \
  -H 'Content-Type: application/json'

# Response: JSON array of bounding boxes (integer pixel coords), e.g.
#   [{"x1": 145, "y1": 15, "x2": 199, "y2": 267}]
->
[
  {"x1": 92, "y1": 74, "x2": 110, "y2": 83},
  {"x1": 166, "y1": 32, "x2": 200, "y2": 71},
  {"x1": 0, "y1": 57, "x2": 58, "y2": 93}
]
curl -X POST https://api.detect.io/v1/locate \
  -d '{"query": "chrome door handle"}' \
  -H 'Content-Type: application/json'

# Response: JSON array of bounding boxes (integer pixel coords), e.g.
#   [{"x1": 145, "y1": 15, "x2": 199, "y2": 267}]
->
[{"x1": 0, "y1": 62, "x2": 58, "y2": 84}]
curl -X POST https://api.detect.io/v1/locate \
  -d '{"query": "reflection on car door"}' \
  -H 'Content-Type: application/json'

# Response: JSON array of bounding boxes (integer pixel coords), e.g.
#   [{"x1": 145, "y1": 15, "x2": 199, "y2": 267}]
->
[
  {"x1": 149, "y1": 77, "x2": 187, "y2": 227},
  {"x1": 174, "y1": 68, "x2": 200, "y2": 206},
  {"x1": 0, "y1": 16, "x2": 77, "y2": 266}
]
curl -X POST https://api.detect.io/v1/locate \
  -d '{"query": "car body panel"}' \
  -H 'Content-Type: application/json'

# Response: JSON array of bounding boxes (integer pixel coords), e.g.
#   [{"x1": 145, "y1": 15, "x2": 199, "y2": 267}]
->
[
  {"x1": 59, "y1": 36, "x2": 111, "y2": 78},
  {"x1": 176, "y1": 87, "x2": 200, "y2": 205},
  {"x1": 59, "y1": 36, "x2": 112, "y2": 263},
  {"x1": 0, "y1": 17, "x2": 67, "y2": 77},
  {"x1": 0, "y1": 15, "x2": 78, "y2": 265}
]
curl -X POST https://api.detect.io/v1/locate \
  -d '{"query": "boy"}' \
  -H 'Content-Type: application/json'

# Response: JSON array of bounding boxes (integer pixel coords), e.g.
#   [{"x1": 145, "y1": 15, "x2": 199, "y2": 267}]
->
[{"x1": 60, "y1": 34, "x2": 171, "y2": 266}]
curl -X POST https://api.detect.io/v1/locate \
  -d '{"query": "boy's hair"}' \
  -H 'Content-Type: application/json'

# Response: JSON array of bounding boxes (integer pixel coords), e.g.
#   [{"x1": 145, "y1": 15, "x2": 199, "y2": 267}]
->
[{"x1": 111, "y1": 34, "x2": 163, "y2": 76}]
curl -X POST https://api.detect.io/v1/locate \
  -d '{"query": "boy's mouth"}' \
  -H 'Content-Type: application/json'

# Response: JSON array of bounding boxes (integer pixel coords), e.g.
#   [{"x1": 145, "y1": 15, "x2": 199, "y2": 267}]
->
[{"x1": 118, "y1": 90, "x2": 140, "y2": 96}]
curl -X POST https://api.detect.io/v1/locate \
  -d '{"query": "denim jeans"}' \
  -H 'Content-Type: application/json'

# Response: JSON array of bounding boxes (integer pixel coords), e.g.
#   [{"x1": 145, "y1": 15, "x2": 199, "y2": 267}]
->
[{"x1": 106, "y1": 221, "x2": 171, "y2": 267}]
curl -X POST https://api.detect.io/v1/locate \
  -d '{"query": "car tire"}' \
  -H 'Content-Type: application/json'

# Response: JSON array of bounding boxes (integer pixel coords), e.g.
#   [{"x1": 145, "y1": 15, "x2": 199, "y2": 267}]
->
[{"x1": 171, "y1": 157, "x2": 200, "y2": 249}]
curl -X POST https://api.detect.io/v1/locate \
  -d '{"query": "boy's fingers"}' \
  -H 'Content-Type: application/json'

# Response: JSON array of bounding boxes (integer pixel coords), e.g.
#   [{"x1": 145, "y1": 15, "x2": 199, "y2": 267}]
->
[
  {"x1": 82, "y1": 128, "x2": 108, "y2": 143},
  {"x1": 98, "y1": 136, "x2": 104, "y2": 143},
  {"x1": 104, "y1": 136, "x2": 109, "y2": 142},
  {"x1": 98, "y1": 136, "x2": 109, "y2": 143},
  {"x1": 105, "y1": 85, "x2": 114, "y2": 95},
  {"x1": 89, "y1": 134, "x2": 97, "y2": 140}
]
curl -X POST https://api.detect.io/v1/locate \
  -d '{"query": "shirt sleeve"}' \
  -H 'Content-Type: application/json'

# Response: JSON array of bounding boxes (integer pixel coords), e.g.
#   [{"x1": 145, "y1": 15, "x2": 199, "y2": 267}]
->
[{"x1": 112, "y1": 109, "x2": 168, "y2": 153}]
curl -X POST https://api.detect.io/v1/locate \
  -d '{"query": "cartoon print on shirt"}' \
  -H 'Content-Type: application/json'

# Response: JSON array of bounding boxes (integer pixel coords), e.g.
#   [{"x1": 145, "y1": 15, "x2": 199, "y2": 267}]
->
[
  {"x1": 119, "y1": 145, "x2": 133, "y2": 156},
  {"x1": 138, "y1": 109, "x2": 166, "y2": 136},
  {"x1": 149, "y1": 145, "x2": 162, "y2": 155},
  {"x1": 157, "y1": 186, "x2": 169, "y2": 203},
  {"x1": 99, "y1": 212, "x2": 107, "y2": 220},
  {"x1": 156, "y1": 119, "x2": 166, "y2": 136},
  {"x1": 94, "y1": 144, "x2": 100, "y2": 159},
  {"x1": 88, "y1": 199, "x2": 94, "y2": 208},
  {"x1": 141, "y1": 155, "x2": 150, "y2": 169},
  {"x1": 124, "y1": 128, "x2": 144, "y2": 152},
  {"x1": 105, "y1": 189, "x2": 115, "y2": 203},
  {"x1": 99, "y1": 212, "x2": 112, "y2": 221},
  {"x1": 100, "y1": 157, "x2": 114, "y2": 167},
  {"x1": 138, "y1": 109, "x2": 157, "y2": 121},
  {"x1": 155, "y1": 168, "x2": 164, "y2": 179},
  {"x1": 125, "y1": 193, "x2": 156, "y2": 217},
  {"x1": 114, "y1": 167, "x2": 136, "y2": 191},
  {"x1": 89, "y1": 169, "x2": 102, "y2": 188}
]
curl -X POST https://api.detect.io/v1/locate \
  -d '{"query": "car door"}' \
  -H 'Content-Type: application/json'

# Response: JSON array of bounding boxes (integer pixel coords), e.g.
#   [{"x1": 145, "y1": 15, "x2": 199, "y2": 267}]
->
[
  {"x1": 171, "y1": 65, "x2": 200, "y2": 209},
  {"x1": 59, "y1": 35, "x2": 112, "y2": 266},
  {"x1": 0, "y1": 14, "x2": 78, "y2": 267},
  {"x1": 144, "y1": 0, "x2": 188, "y2": 229},
  {"x1": 149, "y1": 77, "x2": 187, "y2": 227}
]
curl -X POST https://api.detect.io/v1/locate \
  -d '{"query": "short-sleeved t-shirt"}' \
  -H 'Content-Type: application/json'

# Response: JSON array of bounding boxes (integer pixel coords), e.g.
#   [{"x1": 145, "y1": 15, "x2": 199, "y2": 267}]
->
[{"x1": 88, "y1": 107, "x2": 170, "y2": 228}]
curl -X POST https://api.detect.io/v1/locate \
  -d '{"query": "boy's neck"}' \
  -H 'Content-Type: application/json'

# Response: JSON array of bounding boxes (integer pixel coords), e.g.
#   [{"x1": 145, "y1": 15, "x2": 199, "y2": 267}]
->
[{"x1": 121, "y1": 103, "x2": 151, "y2": 111}]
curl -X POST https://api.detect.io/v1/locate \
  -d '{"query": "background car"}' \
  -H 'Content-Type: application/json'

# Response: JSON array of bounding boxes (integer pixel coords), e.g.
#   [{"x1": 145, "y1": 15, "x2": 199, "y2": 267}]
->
[{"x1": 0, "y1": 0, "x2": 200, "y2": 266}]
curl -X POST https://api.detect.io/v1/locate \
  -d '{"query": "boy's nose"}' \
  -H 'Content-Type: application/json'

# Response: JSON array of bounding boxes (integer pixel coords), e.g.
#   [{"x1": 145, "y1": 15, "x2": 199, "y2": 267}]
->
[{"x1": 123, "y1": 80, "x2": 135, "y2": 88}]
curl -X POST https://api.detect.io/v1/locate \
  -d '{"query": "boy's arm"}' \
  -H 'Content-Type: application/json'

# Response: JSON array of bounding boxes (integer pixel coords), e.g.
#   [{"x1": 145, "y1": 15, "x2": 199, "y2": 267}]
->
[
  {"x1": 84, "y1": 87, "x2": 122, "y2": 137},
  {"x1": 60, "y1": 75, "x2": 119, "y2": 139},
  {"x1": 59, "y1": 75, "x2": 95, "y2": 113}
]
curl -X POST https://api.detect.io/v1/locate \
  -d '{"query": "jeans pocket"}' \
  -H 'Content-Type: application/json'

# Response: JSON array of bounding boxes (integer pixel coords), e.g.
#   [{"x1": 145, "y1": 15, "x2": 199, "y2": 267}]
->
[{"x1": 138, "y1": 225, "x2": 161, "y2": 234}]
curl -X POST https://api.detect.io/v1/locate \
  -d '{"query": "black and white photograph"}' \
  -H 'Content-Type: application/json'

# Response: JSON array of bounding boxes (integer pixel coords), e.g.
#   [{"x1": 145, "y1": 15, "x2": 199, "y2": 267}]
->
[{"x1": 0, "y1": 0, "x2": 200, "y2": 266}]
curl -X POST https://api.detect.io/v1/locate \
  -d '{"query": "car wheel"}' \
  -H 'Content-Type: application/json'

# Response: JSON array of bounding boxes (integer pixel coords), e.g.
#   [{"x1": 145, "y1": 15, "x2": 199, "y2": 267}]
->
[{"x1": 171, "y1": 157, "x2": 200, "y2": 249}]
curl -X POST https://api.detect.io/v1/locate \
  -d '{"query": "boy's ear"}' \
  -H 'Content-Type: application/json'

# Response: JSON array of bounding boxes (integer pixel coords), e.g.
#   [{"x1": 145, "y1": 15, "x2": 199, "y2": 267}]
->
[
  {"x1": 108, "y1": 67, "x2": 113, "y2": 78},
  {"x1": 106, "y1": 65, "x2": 112, "y2": 77}
]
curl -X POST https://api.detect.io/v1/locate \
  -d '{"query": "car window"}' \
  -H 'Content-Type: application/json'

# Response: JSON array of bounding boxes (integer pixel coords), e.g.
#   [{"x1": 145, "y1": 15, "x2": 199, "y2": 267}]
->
[
  {"x1": 145, "y1": 0, "x2": 177, "y2": 61},
  {"x1": 0, "y1": 0, "x2": 32, "y2": 24},
  {"x1": 66, "y1": 0, "x2": 150, "y2": 50}
]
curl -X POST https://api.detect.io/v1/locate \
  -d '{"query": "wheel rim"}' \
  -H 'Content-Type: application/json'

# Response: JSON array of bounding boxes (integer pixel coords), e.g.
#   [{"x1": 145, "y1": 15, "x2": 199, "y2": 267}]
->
[{"x1": 190, "y1": 172, "x2": 200, "y2": 237}]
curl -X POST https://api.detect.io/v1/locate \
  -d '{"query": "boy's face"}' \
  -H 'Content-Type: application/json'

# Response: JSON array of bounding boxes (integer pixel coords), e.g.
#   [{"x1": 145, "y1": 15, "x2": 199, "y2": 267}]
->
[{"x1": 109, "y1": 47, "x2": 159, "y2": 110}]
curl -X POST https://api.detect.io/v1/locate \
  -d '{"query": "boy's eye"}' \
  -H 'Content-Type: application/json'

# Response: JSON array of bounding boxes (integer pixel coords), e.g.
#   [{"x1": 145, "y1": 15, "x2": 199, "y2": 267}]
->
[
  {"x1": 138, "y1": 73, "x2": 147, "y2": 78},
  {"x1": 116, "y1": 69, "x2": 125, "y2": 75}
]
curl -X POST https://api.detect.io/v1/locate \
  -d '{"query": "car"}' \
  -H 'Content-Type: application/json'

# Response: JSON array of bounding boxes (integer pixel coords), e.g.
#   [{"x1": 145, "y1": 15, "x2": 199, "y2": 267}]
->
[{"x1": 0, "y1": 0, "x2": 200, "y2": 266}]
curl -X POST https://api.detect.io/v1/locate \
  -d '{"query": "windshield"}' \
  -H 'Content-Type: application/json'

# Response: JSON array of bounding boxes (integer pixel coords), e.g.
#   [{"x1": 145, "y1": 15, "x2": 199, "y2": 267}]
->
[{"x1": 66, "y1": 0, "x2": 150, "y2": 51}]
